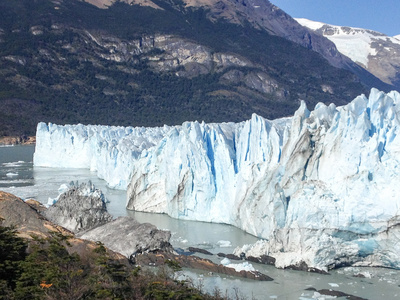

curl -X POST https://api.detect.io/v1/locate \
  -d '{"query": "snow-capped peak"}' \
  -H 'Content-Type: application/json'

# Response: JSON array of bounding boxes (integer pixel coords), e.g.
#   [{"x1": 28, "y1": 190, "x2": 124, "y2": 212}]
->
[{"x1": 296, "y1": 18, "x2": 400, "y2": 88}]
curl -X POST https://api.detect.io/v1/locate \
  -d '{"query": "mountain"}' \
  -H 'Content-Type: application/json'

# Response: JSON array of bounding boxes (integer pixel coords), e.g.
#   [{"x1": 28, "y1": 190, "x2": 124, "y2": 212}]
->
[
  {"x1": 0, "y1": 0, "x2": 392, "y2": 136},
  {"x1": 34, "y1": 88, "x2": 400, "y2": 270},
  {"x1": 296, "y1": 18, "x2": 400, "y2": 91}
]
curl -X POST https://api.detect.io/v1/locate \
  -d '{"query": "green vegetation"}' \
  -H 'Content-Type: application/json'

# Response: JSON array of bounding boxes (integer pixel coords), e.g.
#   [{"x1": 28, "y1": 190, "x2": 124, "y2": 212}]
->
[
  {"x1": 0, "y1": 222, "x2": 227, "y2": 299},
  {"x1": 0, "y1": 0, "x2": 368, "y2": 136},
  {"x1": 0, "y1": 221, "x2": 27, "y2": 295}
]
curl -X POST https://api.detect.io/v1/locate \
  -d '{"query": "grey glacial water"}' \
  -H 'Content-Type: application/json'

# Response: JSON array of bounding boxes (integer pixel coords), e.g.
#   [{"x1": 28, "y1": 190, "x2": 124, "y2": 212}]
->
[{"x1": 1, "y1": 145, "x2": 399, "y2": 299}]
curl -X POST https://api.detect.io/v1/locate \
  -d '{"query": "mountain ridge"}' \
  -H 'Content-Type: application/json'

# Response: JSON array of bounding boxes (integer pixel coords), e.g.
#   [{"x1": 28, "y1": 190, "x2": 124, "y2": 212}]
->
[{"x1": 0, "y1": 0, "x2": 392, "y2": 136}]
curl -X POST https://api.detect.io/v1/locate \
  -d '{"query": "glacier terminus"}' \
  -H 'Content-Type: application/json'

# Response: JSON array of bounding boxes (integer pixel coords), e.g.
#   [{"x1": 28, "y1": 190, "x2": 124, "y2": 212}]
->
[{"x1": 34, "y1": 88, "x2": 400, "y2": 271}]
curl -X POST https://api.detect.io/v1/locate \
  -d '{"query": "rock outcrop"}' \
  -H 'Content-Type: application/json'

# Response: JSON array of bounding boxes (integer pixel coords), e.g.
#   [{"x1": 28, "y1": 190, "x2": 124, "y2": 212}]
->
[
  {"x1": 0, "y1": 136, "x2": 35, "y2": 145},
  {"x1": 43, "y1": 181, "x2": 113, "y2": 233},
  {"x1": 136, "y1": 250, "x2": 273, "y2": 281},
  {"x1": 0, "y1": 191, "x2": 126, "y2": 261},
  {"x1": 79, "y1": 216, "x2": 173, "y2": 257},
  {"x1": 0, "y1": 191, "x2": 71, "y2": 239}
]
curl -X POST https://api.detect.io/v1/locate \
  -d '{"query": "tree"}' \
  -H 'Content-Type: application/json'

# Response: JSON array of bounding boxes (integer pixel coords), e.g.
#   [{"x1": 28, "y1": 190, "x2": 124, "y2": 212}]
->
[{"x1": 0, "y1": 219, "x2": 27, "y2": 292}]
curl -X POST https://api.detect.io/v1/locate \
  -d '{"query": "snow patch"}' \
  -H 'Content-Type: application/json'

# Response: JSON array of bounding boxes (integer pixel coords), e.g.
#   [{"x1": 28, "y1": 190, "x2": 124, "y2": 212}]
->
[{"x1": 296, "y1": 18, "x2": 400, "y2": 66}]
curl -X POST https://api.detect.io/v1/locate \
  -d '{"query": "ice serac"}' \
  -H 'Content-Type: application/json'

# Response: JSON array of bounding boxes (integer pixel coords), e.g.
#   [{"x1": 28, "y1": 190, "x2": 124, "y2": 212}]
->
[
  {"x1": 34, "y1": 123, "x2": 172, "y2": 189},
  {"x1": 34, "y1": 88, "x2": 400, "y2": 271}
]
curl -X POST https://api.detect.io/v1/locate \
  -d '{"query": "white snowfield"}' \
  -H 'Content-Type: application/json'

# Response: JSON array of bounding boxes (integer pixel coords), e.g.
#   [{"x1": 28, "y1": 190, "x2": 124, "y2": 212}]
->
[
  {"x1": 34, "y1": 88, "x2": 400, "y2": 271},
  {"x1": 296, "y1": 18, "x2": 400, "y2": 68}
]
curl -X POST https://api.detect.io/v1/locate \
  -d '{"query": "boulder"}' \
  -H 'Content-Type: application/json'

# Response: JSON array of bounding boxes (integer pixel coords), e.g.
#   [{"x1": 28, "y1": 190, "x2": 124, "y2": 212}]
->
[
  {"x1": 44, "y1": 181, "x2": 112, "y2": 233},
  {"x1": 79, "y1": 216, "x2": 173, "y2": 258}
]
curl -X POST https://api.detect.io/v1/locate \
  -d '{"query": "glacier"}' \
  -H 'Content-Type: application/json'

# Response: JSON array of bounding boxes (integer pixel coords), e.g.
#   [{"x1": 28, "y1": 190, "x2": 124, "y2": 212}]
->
[
  {"x1": 34, "y1": 88, "x2": 400, "y2": 271},
  {"x1": 34, "y1": 123, "x2": 173, "y2": 189}
]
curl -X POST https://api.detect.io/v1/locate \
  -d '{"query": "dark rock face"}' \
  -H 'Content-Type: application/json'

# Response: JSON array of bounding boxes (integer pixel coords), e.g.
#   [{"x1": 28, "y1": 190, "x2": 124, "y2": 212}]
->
[
  {"x1": 225, "y1": 253, "x2": 241, "y2": 260},
  {"x1": 188, "y1": 247, "x2": 213, "y2": 255},
  {"x1": 43, "y1": 181, "x2": 113, "y2": 233},
  {"x1": 317, "y1": 289, "x2": 368, "y2": 300},
  {"x1": 285, "y1": 261, "x2": 329, "y2": 275},
  {"x1": 246, "y1": 255, "x2": 276, "y2": 265},
  {"x1": 79, "y1": 216, "x2": 173, "y2": 257}
]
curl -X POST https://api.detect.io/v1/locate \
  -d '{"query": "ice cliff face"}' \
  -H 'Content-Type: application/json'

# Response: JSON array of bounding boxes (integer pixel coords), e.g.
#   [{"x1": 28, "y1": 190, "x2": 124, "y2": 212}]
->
[
  {"x1": 34, "y1": 88, "x2": 400, "y2": 270},
  {"x1": 34, "y1": 123, "x2": 172, "y2": 189}
]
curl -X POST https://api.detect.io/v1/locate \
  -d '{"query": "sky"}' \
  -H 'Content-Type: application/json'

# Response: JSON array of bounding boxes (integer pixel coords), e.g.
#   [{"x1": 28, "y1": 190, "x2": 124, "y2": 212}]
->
[{"x1": 269, "y1": 0, "x2": 400, "y2": 37}]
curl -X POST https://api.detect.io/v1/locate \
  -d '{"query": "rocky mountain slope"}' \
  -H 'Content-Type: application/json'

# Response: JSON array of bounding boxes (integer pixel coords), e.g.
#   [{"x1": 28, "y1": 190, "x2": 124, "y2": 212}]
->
[
  {"x1": 297, "y1": 18, "x2": 400, "y2": 90},
  {"x1": 0, "y1": 0, "x2": 392, "y2": 136}
]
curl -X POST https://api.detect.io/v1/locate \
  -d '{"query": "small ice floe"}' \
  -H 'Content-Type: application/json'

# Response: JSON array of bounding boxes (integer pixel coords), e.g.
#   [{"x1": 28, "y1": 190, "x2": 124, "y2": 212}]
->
[
  {"x1": 221, "y1": 258, "x2": 231, "y2": 265},
  {"x1": 328, "y1": 283, "x2": 339, "y2": 287},
  {"x1": 355, "y1": 271, "x2": 372, "y2": 278},
  {"x1": 217, "y1": 240, "x2": 232, "y2": 247},
  {"x1": 3, "y1": 161, "x2": 24, "y2": 167},
  {"x1": 6, "y1": 172, "x2": 18, "y2": 177},
  {"x1": 306, "y1": 292, "x2": 336, "y2": 299}
]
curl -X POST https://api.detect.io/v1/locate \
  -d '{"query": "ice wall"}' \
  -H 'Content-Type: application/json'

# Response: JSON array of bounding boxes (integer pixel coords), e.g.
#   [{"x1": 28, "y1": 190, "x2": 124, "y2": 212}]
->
[
  {"x1": 34, "y1": 88, "x2": 400, "y2": 270},
  {"x1": 34, "y1": 123, "x2": 172, "y2": 189}
]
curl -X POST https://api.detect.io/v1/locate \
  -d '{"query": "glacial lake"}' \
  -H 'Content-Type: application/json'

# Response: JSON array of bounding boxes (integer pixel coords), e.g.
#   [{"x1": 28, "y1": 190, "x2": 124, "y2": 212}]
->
[{"x1": 1, "y1": 145, "x2": 400, "y2": 299}]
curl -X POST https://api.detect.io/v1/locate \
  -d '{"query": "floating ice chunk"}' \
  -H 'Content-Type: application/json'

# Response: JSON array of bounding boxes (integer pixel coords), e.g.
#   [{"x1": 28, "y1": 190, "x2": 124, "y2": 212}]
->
[
  {"x1": 6, "y1": 172, "x2": 18, "y2": 177},
  {"x1": 217, "y1": 240, "x2": 232, "y2": 248},
  {"x1": 221, "y1": 258, "x2": 231, "y2": 265},
  {"x1": 328, "y1": 283, "x2": 339, "y2": 287},
  {"x1": 3, "y1": 162, "x2": 23, "y2": 167}
]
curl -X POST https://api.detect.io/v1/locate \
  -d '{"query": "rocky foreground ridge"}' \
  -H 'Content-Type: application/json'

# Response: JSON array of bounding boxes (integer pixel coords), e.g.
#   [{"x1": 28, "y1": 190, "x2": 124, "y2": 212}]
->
[
  {"x1": 0, "y1": 189, "x2": 372, "y2": 299},
  {"x1": 0, "y1": 191, "x2": 227, "y2": 299},
  {"x1": 1, "y1": 184, "x2": 275, "y2": 283}
]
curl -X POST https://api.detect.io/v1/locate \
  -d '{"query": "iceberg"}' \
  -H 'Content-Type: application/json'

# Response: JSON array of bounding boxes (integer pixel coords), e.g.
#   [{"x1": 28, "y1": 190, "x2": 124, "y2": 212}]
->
[{"x1": 34, "y1": 88, "x2": 400, "y2": 270}]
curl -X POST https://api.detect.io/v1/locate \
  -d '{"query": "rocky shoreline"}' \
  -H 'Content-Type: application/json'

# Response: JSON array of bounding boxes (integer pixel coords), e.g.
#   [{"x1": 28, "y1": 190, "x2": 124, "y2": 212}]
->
[
  {"x1": 1, "y1": 183, "x2": 274, "y2": 283},
  {"x1": 0, "y1": 135, "x2": 36, "y2": 145}
]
